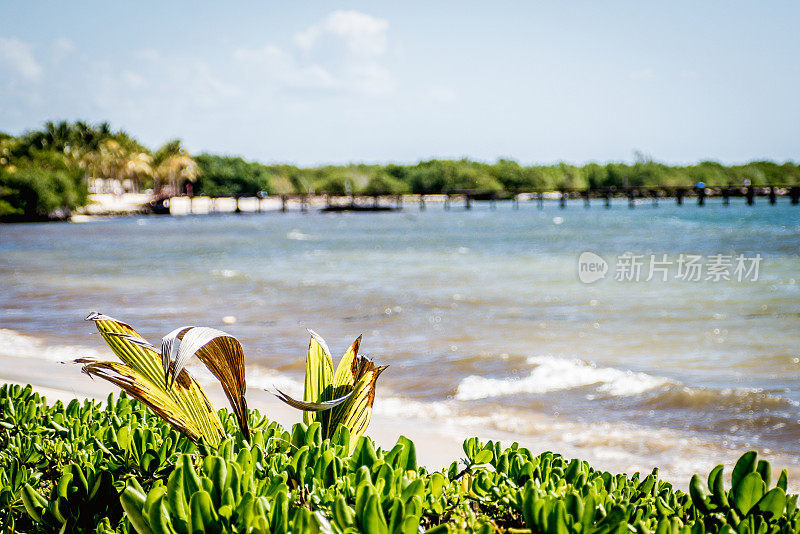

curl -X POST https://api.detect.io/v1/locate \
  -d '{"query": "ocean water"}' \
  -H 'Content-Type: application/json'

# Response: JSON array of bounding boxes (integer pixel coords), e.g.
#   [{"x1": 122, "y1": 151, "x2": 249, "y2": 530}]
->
[{"x1": 1, "y1": 198, "x2": 799, "y2": 479}]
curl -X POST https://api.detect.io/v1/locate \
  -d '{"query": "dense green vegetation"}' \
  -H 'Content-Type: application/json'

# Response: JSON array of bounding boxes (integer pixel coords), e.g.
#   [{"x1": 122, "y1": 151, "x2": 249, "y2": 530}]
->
[
  {"x1": 2, "y1": 383, "x2": 798, "y2": 533},
  {"x1": 0, "y1": 153, "x2": 87, "y2": 221},
  {"x1": 209, "y1": 158, "x2": 800, "y2": 197},
  {"x1": 0, "y1": 122, "x2": 195, "y2": 221},
  {"x1": 3, "y1": 121, "x2": 799, "y2": 220}
]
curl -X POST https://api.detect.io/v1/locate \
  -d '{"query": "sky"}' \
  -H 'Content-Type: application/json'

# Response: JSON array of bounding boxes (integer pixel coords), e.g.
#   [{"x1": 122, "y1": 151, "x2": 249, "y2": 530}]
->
[{"x1": 1, "y1": 1, "x2": 798, "y2": 166}]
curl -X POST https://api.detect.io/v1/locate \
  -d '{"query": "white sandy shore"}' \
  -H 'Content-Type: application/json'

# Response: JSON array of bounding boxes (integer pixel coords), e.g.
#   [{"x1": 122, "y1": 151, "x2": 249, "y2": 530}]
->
[{"x1": 0, "y1": 352, "x2": 468, "y2": 471}]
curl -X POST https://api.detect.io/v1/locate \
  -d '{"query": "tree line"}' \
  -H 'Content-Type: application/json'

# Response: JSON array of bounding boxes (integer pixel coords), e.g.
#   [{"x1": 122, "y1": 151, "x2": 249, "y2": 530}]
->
[{"x1": 2, "y1": 121, "x2": 799, "y2": 220}]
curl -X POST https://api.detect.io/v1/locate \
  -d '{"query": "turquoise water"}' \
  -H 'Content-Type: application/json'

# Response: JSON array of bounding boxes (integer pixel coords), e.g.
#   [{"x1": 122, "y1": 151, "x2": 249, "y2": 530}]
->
[{"x1": 1, "y1": 198, "x2": 799, "y2": 475}]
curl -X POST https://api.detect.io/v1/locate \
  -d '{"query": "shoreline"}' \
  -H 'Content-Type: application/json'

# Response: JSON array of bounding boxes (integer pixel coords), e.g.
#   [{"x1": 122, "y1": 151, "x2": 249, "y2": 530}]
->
[{"x1": 0, "y1": 348, "x2": 469, "y2": 473}]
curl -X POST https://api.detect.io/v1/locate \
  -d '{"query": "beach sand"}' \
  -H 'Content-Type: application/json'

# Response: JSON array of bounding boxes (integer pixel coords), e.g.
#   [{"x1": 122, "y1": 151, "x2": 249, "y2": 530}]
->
[{"x1": 0, "y1": 352, "x2": 468, "y2": 471}]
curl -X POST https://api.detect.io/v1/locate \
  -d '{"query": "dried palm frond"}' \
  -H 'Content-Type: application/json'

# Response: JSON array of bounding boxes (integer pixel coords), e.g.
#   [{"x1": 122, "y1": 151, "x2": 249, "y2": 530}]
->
[
  {"x1": 171, "y1": 326, "x2": 249, "y2": 439},
  {"x1": 78, "y1": 313, "x2": 250, "y2": 444},
  {"x1": 274, "y1": 330, "x2": 387, "y2": 451},
  {"x1": 79, "y1": 313, "x2": 223, "y2": 445}
]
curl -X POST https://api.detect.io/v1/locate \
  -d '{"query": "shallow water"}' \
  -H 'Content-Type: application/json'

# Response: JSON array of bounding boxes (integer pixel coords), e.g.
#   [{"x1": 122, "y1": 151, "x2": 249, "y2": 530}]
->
[{"x1": 1, "y1": 198, "x2": 799, "y2": 477}]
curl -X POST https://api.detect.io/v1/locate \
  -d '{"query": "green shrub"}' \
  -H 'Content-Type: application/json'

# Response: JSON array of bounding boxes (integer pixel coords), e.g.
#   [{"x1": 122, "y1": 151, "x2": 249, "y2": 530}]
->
[
  {"x1": 194, "y1": 154, "x2": 275, "y2": 197},
  {"x1": 362, "y1": 172, "x2": 411, "y2": 195},
  {"x1": 3, "y1": 383, "x2": 799, "y2": 533},
  {"x1": 0, "y1": 157, "x2": 87, "y2": 220}
]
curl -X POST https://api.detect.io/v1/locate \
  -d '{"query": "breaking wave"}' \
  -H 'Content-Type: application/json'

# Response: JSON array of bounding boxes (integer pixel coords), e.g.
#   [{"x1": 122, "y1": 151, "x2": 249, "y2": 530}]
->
[
  {"x1": 0, "y1": 328, "x2": 104, "y2": 362},
  {"x1": 456, "y1": 355, "x2": 672, "y2": 401}
]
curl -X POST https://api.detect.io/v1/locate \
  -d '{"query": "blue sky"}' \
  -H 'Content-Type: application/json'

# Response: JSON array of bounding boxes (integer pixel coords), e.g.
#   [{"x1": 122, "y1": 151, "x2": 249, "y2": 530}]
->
[{"x1": 1, "y1": 1, "x2": 798, "y2": 166}]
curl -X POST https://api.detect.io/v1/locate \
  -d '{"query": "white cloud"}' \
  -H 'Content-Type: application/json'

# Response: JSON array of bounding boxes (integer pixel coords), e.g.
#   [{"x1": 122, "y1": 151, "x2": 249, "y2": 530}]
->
[
  {"x1": 0, "y1": 37, "x2": 43, "y2": 81},
  {"x1": 236, "y1": 11, "x2": 394, "y2": 97},
  {"x1": 294, "y1": 10, "x2": 388, "y2": 57},
  {"x1": 90, "y1": 53, "x2": 240, "y2": 119},
  {"x1": 51, "y1": 37, "x2": 76, "y2": 61},
  {"x1": 233, "y1": 44, "x2": 338, "y2": 90},
  {"x1": 0, "y1": 11, "x2": 396, "y2": 147},
  {"x1": 348, "y1": 62, "x2": 392, "y2": 96},
  {"x1": 121, "y1": 70, "x2": 148, "y2": 89}
]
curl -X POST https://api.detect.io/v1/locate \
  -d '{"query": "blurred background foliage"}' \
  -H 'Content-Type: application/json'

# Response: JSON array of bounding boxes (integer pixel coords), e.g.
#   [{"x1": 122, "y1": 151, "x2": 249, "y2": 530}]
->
[{"x1": 2, "y1": 121, "x2": 799, "y2": 220}]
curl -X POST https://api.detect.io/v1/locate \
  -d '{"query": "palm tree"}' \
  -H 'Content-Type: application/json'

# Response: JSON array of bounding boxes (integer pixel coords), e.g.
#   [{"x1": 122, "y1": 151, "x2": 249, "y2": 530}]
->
[
  {"x1": 80, "y1": 139, "x2": 153, "y2": 193},
  {"x1": 152, "y1": 140, "x2": 199, "y2": 197},
  {"x1": 121, "y1": 151, "x2": 153, "y2": 192}
]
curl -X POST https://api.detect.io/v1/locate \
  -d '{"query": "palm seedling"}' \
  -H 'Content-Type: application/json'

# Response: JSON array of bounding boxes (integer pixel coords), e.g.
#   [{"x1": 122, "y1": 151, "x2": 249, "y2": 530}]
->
[
  {"x1": 75, "y1": 312, "x2": 248, "y2": 447},
  {"x1": 273, "y1": 330, "x2": 387, "y2": 451}
]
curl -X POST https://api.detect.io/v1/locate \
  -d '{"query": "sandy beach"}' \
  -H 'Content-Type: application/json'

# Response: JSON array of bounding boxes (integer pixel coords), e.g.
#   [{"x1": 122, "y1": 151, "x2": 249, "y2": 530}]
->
[{"x1": 0, "y1": 348, "x2": 469, "y2": 472}]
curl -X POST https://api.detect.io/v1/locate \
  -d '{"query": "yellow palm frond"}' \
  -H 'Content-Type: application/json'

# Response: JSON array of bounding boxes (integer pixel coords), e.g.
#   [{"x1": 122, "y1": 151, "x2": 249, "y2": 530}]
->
[
  {"x1": 77, "y1": 313, "x2": 237, "y2": 446},
  {"x1": 274, "y1": 331, "x2": 386, "y2": 451}
]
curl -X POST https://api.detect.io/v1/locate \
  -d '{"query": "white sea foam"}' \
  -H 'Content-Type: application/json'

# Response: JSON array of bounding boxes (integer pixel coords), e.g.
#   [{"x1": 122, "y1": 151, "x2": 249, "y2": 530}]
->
[
  {"x1": 372, "y1": 396, "x2": 453, "y2": 419},
  {"x1": 0, "y1": 328, "x2": 105, "y2": 362},
  {"x1": 211, "y1": 269, "x2": 240, "y2": 278},
  {"x1": 286, "y1": 229, "x2": 310, "y2": 241},
  {"x1": 455, "y1": 355, "x2": 671, "y2": 401}
]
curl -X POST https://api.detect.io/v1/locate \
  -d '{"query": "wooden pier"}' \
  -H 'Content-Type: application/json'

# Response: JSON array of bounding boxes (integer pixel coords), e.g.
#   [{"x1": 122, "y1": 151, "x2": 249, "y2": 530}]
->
[{"x1": 154, "y1": 184, "x2": 800, "y2": 215}]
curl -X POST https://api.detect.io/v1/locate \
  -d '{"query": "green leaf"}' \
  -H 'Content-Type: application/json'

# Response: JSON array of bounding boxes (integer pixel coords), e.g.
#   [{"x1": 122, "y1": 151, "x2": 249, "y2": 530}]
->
[
  {"x1": 708, "y1": 465, "x2": 728, "y2": 508},
  {"x1": 120, "y1": 484, "x2": 154, "y2": 534},
  {"x1": 732, "y1": 472, "x2": 766, "y2": 516},
  {"x1": 391, "y1": 436, "x2": 417, "y2": 471},
  {"x1": 189, "y1": 490, "x2": 218, "y2": 534},
  {"x1": 755, "y1": 487, "x2": 785, "y2": 518},
  {"x1": 361, "y1": 493, "x2": 388, "y2": 534},
  {"x1": 463, "y1": 438, "x2": 479, "y2": 459},
  {"x1": 21, "y1": 484, "x2": 47, "y2": 524},
  {"x1": 386, "y1": 498, "x2": 405, "y2": 534},
  {"x1": 473, "y1": 449, "x2": 493, "y2": 465},
  {"x1": 690, "y1": 475, "x2": 711, "y2": 513},
  {"x1": 776, "y1": 469, "x2": 788, "y2": 492},
  {"x1": 732, "y1": 452, "x2": 758, "y2": 491},
  {"x1": 756, "y1": 460, "x2": 771, "y2": 488},
  {"x1": 333, "y1": 495, "x2": 355, "y2": 530}
]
